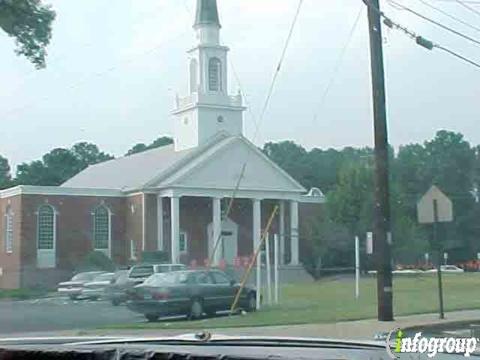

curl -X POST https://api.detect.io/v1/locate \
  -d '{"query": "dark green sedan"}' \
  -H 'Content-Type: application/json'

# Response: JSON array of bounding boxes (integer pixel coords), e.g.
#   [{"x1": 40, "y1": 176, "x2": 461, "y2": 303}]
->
[{"x1": 126, "y1": 269, "x2": 257, "y2": 322}]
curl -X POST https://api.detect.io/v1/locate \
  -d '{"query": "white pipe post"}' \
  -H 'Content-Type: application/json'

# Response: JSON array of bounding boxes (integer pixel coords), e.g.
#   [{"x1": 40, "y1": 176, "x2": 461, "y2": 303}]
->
[
  {"x1": 266, "y1": 232, "x2": 272, "y2": 305},
  {"x1": 253, "y1": 199, "x2": 262, "y2": 310},
  {"x1": 274, "y1": 233, "x2": 279, "y2": 304},
  {"x1": 355, "y1": 236, "x2": 360, "y2": 299}
]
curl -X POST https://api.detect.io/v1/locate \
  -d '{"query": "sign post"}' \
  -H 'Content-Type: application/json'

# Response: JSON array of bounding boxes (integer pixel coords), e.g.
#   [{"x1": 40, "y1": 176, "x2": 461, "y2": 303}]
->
[
  {"x1": 417, "y1": 185, "x2": 453, "y2": 320},
  {"x1": 355, "y1": 236, "x2": 360, "y2": 299}
]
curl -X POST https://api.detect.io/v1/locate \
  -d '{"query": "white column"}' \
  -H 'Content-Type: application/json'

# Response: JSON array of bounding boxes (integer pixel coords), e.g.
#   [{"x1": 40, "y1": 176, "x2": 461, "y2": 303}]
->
[
  {"x1": 170, "y1": 196, "x2": 180, "y2": 263},
  {"x1": 279, "y1": 200, "x2": 285, "y2": 265},
  {"x1": 157, "y1": 196, "x2": 164, "y2": 251},
  {"x1": 253, "y1": 199, "x2": 262, "y2": 310},
  {"x1": 290, "y1": 200, "x2": 299, "y2": 266},
  {"x1": 142, "y1": 193, "x2": 146, "y2": 251},
  {"x1": 212, "y1": 197, "x2": 222, "y2": 266}
]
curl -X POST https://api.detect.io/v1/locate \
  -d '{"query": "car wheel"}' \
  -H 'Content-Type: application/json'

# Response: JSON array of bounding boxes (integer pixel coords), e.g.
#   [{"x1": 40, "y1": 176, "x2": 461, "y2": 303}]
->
[
  {"x1": 145, "y1": 314, "x2": 159, "y2": 322},
  {"x1": 189, "y1": 298, "x2": 204, "y2": 320},
  {"x1": 246, "y1": 292, "x2": 256, "y2": 312}
]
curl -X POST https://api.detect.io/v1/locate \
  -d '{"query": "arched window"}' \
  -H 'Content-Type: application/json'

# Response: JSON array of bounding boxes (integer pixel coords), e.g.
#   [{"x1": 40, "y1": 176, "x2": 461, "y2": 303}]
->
[
  {"x1": 189, "y1": 58, "x2": 198, "y2": 93},
  {"x1": 208, "y1": 57, "x2": 222, "y2": 91},
  {"x1": 37, "y1": 205, "x2": 55, "y2": 251},
  {"x1": 4, "y1": 206, "x2": 13, "y2": 254},
  {"x1": 93, "y1": 205, "x2": 110, "y2": 251}
]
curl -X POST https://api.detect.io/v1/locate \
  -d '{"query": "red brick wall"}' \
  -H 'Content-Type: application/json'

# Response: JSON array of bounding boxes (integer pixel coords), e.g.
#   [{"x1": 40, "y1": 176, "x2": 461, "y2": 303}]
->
[
  {"x1": 19, "y1": 194, "x2": 126, "y2": 288},
  {"x1": 0, "y1": 196, "x2": 22, "y2": 289}
]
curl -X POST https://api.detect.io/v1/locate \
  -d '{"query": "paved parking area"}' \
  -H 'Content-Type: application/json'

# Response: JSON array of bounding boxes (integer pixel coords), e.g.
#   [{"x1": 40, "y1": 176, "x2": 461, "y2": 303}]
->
[{"x1": 0, "y1": 296, "x2": 144, "y2": 334}]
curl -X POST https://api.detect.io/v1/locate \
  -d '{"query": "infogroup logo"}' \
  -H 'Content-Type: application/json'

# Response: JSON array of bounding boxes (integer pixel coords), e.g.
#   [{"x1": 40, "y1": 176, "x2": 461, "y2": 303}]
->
[{"x1": 385, "y1": 328, "x2": 477, "y2": 358}]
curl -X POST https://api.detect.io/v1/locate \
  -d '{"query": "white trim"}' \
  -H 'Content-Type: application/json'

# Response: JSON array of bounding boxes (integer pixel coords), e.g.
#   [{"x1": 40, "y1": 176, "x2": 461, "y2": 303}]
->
[
  {"x1": 36, "y1": 204, "x2": 57, "y2": 269},
  {"x1": 179, "y1": 231, "x2": 188, "y2": 254},
  {"x1": 142, "y1": 193, "x2": 146, "y2": 251},
  {"x1": 157, "y1": 195, "x2": 164, "y2": 251},
  {"x1": 0, "y1": 185, "x2": 123, "y2": 198},
  {"x1": 4, "y1": 207, "x2": 13, "y2": 254},
  {"x1": 92, "y1": 204, "x2": 112, "y2": 258}
]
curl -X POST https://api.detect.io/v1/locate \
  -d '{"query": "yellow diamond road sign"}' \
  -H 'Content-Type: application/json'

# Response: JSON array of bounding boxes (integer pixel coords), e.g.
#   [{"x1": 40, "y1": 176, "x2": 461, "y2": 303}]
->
[{"x1": 417, "y1": 185, "x2": 453, "y2": 224}]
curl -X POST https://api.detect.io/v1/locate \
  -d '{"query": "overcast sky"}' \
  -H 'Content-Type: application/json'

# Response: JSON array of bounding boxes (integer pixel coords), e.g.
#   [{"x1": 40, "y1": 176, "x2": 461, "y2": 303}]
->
[{"x1": 1, "y1": 0, "x2": 479, "y2": 171}]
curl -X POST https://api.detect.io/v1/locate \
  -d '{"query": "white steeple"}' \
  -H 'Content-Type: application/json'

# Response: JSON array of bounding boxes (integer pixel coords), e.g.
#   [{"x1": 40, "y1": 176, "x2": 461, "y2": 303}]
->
[{"x1": 172, "y1": 0, "x2": 246, "y2": 152}]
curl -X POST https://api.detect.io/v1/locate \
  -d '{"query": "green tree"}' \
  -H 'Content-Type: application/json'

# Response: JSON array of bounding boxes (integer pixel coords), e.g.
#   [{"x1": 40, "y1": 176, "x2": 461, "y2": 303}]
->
[
  {"x1": 327, "y1": 161, "x2": 374, "y2": 237},
  {"x1": 0, "y1": 155, "x2": 12, "y2": 189},
  {"x1": 126, "y1": 136, "x2": 173, "y2": 156},
  {"x1": 15, "y1": 143, "x2": 113, "y2": 186},
  {"x1": 0, "y1": 0, "x2": 55, "y2": 68},
  {"x1": 71, "y1": 142, "x2": 113, "y2": 171}
]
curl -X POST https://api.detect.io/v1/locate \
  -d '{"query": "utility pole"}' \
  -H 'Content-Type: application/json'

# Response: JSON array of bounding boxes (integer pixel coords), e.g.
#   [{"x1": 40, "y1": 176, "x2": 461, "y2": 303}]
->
[{"x1": 365, "y1": 0, "x2": 394, "y2": 321}]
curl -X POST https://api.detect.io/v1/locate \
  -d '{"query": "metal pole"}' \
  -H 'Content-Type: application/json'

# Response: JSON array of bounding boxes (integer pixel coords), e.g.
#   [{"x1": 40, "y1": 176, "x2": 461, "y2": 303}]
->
[
  {"x1": 434, "y1": 199, "x2": 445, "y2": 319},
  {"x1": 365, "y1": 0, "x2": 393, "y2": 321},
  {"x1": 274, "y1": 234, "x2": 279, "y2": 304},
  {"x1": 355, "y1": 236, "x2": 360, "y2": 299},
  {"x1": 266, "y1": 232, "x2": 272, "y2": 305}
]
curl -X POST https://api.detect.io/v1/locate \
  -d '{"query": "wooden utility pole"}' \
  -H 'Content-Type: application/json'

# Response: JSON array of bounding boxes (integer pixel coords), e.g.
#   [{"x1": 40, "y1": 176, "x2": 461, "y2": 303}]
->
[{"x1": 365, "y1": 0, "x2": 394, "y2": 321}]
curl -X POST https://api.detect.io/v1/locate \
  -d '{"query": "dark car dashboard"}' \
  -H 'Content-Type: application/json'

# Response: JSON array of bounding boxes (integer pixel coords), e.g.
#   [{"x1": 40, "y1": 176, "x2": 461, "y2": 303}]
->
[{"x1": 0, "y1": 335, "x2": 463, "y2": 360}]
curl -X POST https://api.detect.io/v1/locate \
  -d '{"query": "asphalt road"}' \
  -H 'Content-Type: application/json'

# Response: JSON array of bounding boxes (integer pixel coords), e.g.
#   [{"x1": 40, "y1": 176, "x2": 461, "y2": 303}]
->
[{"x1": 0, "y1": 296, "x2": 145, "y2": 334}]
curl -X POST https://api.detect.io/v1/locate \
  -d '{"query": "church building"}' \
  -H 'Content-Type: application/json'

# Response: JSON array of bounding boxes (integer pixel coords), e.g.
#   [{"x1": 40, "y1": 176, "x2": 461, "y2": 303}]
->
[{"x1": 0, "y1": 0, "x2": 324, "y2": 289}]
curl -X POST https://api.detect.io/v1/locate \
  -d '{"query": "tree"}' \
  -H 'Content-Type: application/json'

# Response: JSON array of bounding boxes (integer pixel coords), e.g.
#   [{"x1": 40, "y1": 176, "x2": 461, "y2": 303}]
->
[
  {"x1": 327, "y1": 161, "x2": 374, "y2": 237},
  {"x1": 0, "y1": 155, "x2": 12, "y2": 189},
  {"x1": 71, "y1": 142, "x2": 113, "y2": 171},
  {"x1": 0, "y1": 0, "x2": 55, "y2": 68},
  {"x1": 15, "y1": 142, "x2": 113, "y2": 186},
  {"x1": 126, "y1": 136, "x2": 173, "y2": 156}
]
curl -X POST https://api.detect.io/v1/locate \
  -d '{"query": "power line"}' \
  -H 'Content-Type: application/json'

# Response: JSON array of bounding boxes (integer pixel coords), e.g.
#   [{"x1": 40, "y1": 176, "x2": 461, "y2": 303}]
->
[
  {"x1": 363, "y1": 0, "x2": 480, "y2": 69},
  {"x1": 208, "y1": 0, "x2": 304, "y2": 264},
  {"x1": 415, "y1": 0, "x2": 480, "y2": 33},
  {"x1": 312, "y1": 6, "x2": 363, "y2": 124},
  {"x1": 453, "y1": 0, "x2": 480, "y2": 17},
  {"x1": 388, "y1": 0, "x2": 480, "y2": 47},
  {"x1": 257, "y1": 0, "x2": 304, "y2": 134},
  {"x1": 436, "y1": 44, "x2": 480, "y2": 67}
]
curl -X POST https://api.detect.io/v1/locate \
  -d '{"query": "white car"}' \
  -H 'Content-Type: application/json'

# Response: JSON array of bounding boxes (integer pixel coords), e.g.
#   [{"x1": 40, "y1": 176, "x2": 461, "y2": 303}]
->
[
  {"x1": 81, "y1": 272, "x2": 115, "y2": 300},
  {"x1": 426, "y1": 265, "x2": 464, "y2": 273},
  {"x1": 392, "y1": 269, "x2": 423, "y2": 275},
  {"x1": 57, "y1": 271, "x2": 107, "y2": 300}
]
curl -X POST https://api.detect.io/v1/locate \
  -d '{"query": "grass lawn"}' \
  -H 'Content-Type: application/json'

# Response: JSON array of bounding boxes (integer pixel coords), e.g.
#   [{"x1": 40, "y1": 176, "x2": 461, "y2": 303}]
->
[
  {"x1": 101, "y1": 273, "x2": 480, "y2": 330},
  {"x1": 0, "y1": 288, "x2": 50, "y2": 300}
]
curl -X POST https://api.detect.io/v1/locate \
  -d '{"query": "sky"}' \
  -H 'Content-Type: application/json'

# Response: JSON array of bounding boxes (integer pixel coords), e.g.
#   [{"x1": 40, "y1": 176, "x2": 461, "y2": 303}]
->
[{"x1": 0, "y1": 0, "x2": 479, "y2": 171}]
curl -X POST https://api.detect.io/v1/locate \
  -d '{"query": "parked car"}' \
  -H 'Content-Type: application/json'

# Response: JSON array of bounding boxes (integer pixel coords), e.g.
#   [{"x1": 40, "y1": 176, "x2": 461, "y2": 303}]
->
[
  {"x1": 426, "y1": 265, "x2": 464, "y2": 273},
  {"x1": 105, "y1": 270, "x2": 130, "y2": 306},
  {"x1": 57, "y1": 271, "x2": 106, "y2": 300},
  {"x1": 81, "y1": 272, "x2": 115, "y2": 300},
  {"x1": 126, "y1": 269, "x2": 257, "y2": 322},
  {"x1": 127, "y1": 263, "x2": 186, "y2": 286}
]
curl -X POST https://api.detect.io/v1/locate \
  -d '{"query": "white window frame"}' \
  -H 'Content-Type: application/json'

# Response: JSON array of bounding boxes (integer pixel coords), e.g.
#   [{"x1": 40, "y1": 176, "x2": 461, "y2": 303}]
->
[
  {"x1": 179, "y1": 231, "x2": 188, "y2": 254},
  {"x1": 36, "y1": 204, "x2": 57, "y2": 269},
  {"x1": 4, "y1": 207, "x2": 13, "y2": 254},
  {"x1": 92, "y1": 205, "x2": 112, "y2": 258}
]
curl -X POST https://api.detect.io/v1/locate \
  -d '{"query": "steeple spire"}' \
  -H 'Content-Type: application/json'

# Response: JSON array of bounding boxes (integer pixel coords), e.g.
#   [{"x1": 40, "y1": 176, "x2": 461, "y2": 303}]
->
[{"x1": 194, "y1": 0, "x2": 221, "y2": 28}]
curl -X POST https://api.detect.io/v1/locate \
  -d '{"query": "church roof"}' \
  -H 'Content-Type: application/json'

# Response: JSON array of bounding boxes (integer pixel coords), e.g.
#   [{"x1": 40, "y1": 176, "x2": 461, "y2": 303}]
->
[
  {"x1": 62, "y1": 144, "x2": 194, "y2": 191},
  {"x1": 61, "y1": 133, "x2": 308, "y2": 195},
  {"x1": 194, "y1": 0, "x2": 221, "y2": 28}
]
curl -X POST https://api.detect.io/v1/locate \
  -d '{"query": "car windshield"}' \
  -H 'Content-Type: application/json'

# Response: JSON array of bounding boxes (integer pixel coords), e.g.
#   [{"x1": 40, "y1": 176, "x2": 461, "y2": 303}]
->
[
  {"x1": 71, "y1": 273, "x2": 99, "y2": 281},
  {"x1": 1, "y1": 1, "x2": 479, "y2": 357},
  {"x1": 143, "y1": 272, "x2": 189, "y2": 286},
  {"x1": 93, "y1": 273, "x2": 114, "y2": 282},
  {"x1": 129, "y1": 266, "x2": 154, "y2": 278}
]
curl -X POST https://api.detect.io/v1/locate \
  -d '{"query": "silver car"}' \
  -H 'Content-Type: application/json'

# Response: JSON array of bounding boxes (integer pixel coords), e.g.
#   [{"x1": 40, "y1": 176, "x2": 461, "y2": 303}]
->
[
  {"x1": 81, "y1": 272, "x2": 115, "y2": 300},
  {"x1": 57, "y1": 271, "x2": 106, "y2": 300}
]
